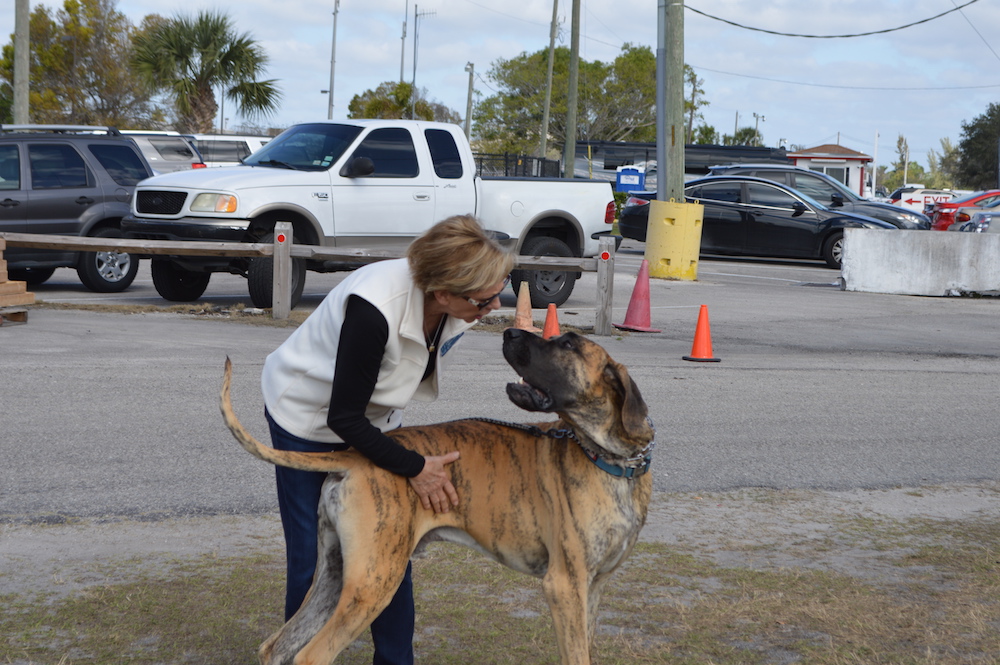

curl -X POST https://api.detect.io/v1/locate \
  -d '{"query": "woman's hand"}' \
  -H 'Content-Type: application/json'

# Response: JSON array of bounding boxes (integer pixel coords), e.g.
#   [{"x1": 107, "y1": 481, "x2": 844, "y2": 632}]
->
[{"x1": 408, "y1": 451, "x2": 461, "y2": 513}]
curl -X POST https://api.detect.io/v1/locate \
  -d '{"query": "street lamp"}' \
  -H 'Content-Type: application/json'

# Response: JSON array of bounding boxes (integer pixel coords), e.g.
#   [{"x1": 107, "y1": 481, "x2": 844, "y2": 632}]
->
[{"x1": 464, "y1": 62, "x2": 474, "y2": 138}]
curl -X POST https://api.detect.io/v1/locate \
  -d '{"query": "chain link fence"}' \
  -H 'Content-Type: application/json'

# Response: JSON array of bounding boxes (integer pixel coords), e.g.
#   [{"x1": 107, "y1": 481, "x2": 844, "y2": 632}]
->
[{"x1": 473, "y1": 153, "x2": 560, "y2": 178}]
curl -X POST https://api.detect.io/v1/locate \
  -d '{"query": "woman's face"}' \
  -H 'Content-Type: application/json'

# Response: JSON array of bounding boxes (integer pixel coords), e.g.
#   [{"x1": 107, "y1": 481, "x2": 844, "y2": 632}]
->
[{"x1": 446, "y1": 276, "x2": 510, "y2": 322}]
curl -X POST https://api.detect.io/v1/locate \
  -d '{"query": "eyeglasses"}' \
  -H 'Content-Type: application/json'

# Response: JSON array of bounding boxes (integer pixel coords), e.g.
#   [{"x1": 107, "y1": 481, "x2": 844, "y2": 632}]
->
[{"x1": 464, "y1": 275, "x2": 511, "y2": 309}]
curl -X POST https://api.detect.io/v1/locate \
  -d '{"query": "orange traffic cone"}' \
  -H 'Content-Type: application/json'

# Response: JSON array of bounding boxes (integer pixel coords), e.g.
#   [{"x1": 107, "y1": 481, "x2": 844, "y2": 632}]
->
[
  {"x1": 614, "y1": 259, "x2": 661, "y2": 333},
  {"x1": 683, "y1": 304, "x2": 720, "y2": 362},
  {"x1": 512, "y1": 281, "x2": 540, "y2": 333},
  {"x1": 542, "y1": 303, "x2": 561, "y2": 339}
]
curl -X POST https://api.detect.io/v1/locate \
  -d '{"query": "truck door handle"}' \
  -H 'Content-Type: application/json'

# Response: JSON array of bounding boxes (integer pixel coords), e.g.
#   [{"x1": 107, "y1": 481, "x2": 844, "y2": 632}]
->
[
  {"x1": 75, "y1": 196, "x2": 95, "y2": 205},
  {"x1": 413, "y1": 193, "x2": 431, "y2": 201},
  {"x1": 0, "y1": 198, "x2": 20, "y2": 207}
]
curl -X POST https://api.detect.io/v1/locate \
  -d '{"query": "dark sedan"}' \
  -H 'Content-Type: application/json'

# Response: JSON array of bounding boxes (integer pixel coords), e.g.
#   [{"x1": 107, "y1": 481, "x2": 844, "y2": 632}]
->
[{"x1": 618, "y1": 176, "x2": 897, "y2": 268}]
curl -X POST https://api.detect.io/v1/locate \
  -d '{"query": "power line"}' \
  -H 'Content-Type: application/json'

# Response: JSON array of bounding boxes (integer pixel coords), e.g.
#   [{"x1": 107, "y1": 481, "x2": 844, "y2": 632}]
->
[
  {"x1": 949, "y1": 0, "x2": 1000, "y2": 65},
  {"x1": 692, "y1": 64, "x2": 1000, "y2": 92},
  {"x1": 685, "y1": 0, "x2": 981, "y2": 38}
]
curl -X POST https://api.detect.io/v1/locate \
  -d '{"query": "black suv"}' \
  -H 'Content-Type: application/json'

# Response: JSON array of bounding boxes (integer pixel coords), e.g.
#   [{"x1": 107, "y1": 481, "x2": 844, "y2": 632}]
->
[
  {"x1": 0, "y1": 125, "x2": 154, "y2": 291},
  {"x1": 707, "y1": 164, "x2": 931, "y2": 230}
]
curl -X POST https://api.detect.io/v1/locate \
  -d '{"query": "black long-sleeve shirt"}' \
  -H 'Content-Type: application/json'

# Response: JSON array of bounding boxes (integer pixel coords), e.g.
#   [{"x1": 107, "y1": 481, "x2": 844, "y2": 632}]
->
[{"x1": 326, "y1": 295, "x2": 427, "y2": 477}]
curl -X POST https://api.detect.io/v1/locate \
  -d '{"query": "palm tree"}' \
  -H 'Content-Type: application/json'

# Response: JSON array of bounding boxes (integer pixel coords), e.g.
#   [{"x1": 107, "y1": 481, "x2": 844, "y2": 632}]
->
[{"x1": 132, "y1": 11, "x2": 280, "y2": 132}]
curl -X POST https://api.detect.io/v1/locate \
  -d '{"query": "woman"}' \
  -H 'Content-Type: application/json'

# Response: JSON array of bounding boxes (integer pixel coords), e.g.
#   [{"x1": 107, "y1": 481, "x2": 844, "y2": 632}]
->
[{"x1": 261, "y1": 214, "x2": 514, "y2": 665}]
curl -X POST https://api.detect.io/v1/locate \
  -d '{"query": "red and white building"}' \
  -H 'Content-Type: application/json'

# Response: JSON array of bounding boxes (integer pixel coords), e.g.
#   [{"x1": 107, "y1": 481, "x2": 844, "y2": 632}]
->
[{"x1": 787, "y1": 144, "x2": 873, "y2": 198}]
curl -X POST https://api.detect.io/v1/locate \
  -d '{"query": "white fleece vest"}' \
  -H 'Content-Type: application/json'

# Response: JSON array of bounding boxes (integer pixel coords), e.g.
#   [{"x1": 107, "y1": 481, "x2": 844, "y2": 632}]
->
[{"x1": 261, "y1": 258, "x2": 476, "y2": 443}]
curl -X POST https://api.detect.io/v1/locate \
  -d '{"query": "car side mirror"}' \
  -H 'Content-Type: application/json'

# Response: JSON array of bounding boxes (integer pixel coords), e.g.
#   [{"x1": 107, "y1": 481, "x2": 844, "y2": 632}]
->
[
  {"x1": 340, "y1": 156, "x2": 375, "y2": 178},
  {"x1": 830, "y1": 193, "x2": 844, "y2": 207},
  {"x1": 792, "y1": 201, "x2": 808, "y2": 217}
]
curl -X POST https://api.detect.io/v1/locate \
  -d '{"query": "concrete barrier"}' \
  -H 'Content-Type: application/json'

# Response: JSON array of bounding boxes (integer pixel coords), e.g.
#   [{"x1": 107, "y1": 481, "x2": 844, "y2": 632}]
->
[{"x1": 842, "y1": 228, "x2": 1000, "y2": 296}]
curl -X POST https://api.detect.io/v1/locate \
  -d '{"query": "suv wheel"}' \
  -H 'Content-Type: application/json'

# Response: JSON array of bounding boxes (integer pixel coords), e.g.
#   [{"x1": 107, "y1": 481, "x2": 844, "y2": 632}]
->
[
  {"x1": 151, "y1": 259, "x2": 211, "y2": 301},
  {"x1": 76, "y1": 227, "x2": 139, "y2": 292},
  {"x1": 511, "y1": 236, "x2": 577, "y2": 308}
]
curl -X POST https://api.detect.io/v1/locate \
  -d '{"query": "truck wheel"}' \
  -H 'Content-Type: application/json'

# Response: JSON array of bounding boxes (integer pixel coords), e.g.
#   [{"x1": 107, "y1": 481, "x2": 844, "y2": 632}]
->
[
  {"x1": 511, "y1": 236, "x2": 577, "y2": 308},
  {"x1": 76, "y1": 227, "x2": 139, "y2": 293},
  {"x1": 247, "y1": 233, "x2": 306, "y2": 309},
  {"x1": 151, "y1": 259, "x2": 211, "y2": 301}
]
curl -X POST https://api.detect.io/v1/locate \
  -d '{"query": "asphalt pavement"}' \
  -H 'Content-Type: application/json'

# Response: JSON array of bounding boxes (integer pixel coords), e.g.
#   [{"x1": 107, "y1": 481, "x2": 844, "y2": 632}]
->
[{"x1": 3, "y1": 240, "x2": 1000, "y2": 522}]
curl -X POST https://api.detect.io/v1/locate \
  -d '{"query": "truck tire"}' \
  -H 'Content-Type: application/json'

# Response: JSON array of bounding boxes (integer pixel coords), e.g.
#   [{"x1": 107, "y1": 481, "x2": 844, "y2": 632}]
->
[
  {"x1": 8, "y1": 267, "x2": 56, "y2": 285},
  {"x1": 511, "y1": 236, "x2": 577, "y2": 308},
  {"x1": 76, "y1": 227, "x2": 139, "y2": 293},
  {"x1": 247, "y1": 233, "x2": 306, "y2": 309},
  {"x1": 151, "y1": 259, "x2": 211, "y2": 301}
]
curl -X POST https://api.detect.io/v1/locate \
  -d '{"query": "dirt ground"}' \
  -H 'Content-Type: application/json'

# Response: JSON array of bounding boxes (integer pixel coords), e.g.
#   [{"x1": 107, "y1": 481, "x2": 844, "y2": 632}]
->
[{"x1": 3, "y1": 482, "x2": 999, "y2": 602}]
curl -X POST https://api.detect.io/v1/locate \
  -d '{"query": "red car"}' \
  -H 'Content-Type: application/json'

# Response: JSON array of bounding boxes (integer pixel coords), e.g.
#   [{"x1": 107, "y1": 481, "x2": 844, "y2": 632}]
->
[{"x1": 930, "y1": 190, "x2": 1000, "y2": 230}]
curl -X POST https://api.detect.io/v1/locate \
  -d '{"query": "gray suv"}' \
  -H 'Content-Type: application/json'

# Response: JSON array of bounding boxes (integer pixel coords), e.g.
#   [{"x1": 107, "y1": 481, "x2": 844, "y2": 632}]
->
[
  {"x1": 708, "y1": 164, "x2": 931, "y2": 230},
  {"x1": 0, "y1": 125, "x2": 154, "y2": 291}
]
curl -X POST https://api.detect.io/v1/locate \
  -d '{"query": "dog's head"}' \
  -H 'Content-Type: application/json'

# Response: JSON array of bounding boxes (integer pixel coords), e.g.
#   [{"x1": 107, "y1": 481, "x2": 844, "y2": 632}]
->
[{"x1": 502, "y1": 328, "x2": 653, "y2": 457}]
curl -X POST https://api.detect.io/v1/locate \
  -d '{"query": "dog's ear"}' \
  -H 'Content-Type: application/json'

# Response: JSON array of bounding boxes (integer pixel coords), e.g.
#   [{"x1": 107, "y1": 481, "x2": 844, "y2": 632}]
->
[{"x1": 604, "y1": 361, "x2": 653, "y2": 441}]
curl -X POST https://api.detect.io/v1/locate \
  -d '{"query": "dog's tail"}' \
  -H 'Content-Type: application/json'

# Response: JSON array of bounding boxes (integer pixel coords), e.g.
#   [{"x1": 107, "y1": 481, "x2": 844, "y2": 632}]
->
[{"x1": 221, "y1": 357, "x2": 361, "y2": 472}]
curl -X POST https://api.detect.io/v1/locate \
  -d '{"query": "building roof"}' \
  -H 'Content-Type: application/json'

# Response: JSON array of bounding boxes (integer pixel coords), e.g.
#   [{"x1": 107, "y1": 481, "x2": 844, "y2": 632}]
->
[{"x1": 788, "y1": 144, "x2": 872, "y2": 161}]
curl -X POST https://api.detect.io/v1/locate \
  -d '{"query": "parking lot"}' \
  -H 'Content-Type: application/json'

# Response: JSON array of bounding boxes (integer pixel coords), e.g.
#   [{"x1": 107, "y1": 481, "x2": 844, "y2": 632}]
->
[{"x1": 2, "y1": 239, "x2": 999, "y2": 521}]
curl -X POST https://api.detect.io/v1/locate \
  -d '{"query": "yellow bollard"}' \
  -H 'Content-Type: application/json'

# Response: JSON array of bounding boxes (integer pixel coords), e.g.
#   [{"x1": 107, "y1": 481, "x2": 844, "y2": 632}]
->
[{"x1": 644, "y1": 198, "x2": 705, "y2": 281}]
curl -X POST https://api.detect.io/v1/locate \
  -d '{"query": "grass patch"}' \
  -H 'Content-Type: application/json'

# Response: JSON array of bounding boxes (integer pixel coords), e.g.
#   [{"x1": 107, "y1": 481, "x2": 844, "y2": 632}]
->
[{"x1": 2, "y1": 517, "x2": 998, "y2": 664}]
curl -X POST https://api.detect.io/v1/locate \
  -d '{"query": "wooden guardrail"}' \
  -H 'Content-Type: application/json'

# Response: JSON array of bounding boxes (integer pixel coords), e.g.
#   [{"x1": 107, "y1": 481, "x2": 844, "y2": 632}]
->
[{"x1": 0, "y1": 228, "x2": 619, "y2": 334}]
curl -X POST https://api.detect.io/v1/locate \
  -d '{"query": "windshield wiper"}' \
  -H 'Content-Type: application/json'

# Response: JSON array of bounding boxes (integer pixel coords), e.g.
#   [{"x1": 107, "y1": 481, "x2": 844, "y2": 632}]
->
[{"x1": 253, "y1": 159, "x2": 297, "y2": 170}]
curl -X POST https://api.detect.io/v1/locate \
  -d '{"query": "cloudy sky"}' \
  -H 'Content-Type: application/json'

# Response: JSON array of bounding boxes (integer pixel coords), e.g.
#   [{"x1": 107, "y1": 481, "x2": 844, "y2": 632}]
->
[{"x1": 4, "y1": 0, "x2": 1000, "y2": 171}]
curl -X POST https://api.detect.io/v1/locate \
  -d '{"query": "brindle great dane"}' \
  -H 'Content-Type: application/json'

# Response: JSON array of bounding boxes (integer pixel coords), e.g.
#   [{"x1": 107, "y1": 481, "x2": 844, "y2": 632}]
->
[{"x1": 220, "y1": 328, "x2": 655, "y2": 665}]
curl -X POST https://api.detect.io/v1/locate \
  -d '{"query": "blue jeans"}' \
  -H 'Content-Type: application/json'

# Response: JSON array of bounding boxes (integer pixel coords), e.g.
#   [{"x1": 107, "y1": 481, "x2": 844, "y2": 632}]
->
[{"x1": 267, "y1": 411, "x2": 415, "y2": 665}]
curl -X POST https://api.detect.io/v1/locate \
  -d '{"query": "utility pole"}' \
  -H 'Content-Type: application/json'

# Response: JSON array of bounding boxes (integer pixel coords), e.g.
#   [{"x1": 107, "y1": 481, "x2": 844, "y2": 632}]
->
[
  {"x1": 657, "y1": 0, "x2": 684, "y2": 200},
  {"x1": 561, "y1": 0, "x2": 580, "y2": 178},
  {"x1": 539, "y1": 0, "x2": 558, "y2": 158},
  {"x1": 399, "y1": 0, "x2": 408, "y2": 83},
  {"x1": 13, "y1": 0, "x2": 29, "y2": 123},
  {"x1": 410, "y1": 4, "x2": 435, "y2": 119},
  {"x1": 464, "y1": 62, "x2": 474, "y2": 138},
  {"x1": 753, "y1": 112, "x2": 765, "y2": 146},
  {"x1": 327, "y1": 0, "x2": 340, "y2": 120}
]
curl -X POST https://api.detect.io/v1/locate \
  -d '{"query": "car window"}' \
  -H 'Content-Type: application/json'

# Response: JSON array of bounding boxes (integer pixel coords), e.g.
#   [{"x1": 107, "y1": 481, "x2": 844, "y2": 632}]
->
[
  {"x1": 425, "y1": 129, "x2": 463, "y2": 179},
  {"x1": 350, "y1": 128, "x2": 419, "y2": 178},
  {"x1": 0, "y1": 145, "x2": 20, "y2": 190},
  {"x1": 789, "y1": 173, "x2": 837, "y2": 202},
  {"x1": 144, "y1": 137, "x2": 197, "y2": 163},
  {"x1": 28, "y1": 144, "x2": 91, "y2": 189},
  {"x1": 688, "y1": 182, "x2": 741, "y2": 203},
  {"x1": 747, "y1": 182, "x2": 799, "y2": 209},
  {"x1": 196, "y1": 139, "x2": 251, "y2": 163},
  {"x1": 88, "y1": 143, "x2": 151, "y2": 186}
]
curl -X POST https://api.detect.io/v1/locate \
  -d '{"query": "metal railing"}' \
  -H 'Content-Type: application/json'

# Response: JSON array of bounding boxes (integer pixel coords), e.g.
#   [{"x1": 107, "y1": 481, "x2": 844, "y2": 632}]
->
[{"x1": 473, "y1": 153, "x2": 560, "y2": 178}]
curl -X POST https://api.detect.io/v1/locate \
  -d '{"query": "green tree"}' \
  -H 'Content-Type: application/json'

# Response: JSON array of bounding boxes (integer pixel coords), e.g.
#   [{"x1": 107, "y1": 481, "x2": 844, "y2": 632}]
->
[
  {"x1": 691, "y1": 124, "x2": 719, "y2": 145},
  {"x1": 685, "y1": 66, "x2": 709, "y2": 143},
  {"x1": 347, "y1": 81, "x2": 459, "y2": 123},
  {"x1": 132, "y1": 10, "x2": 280, "y2": 133},
  {"x1": 0, "y1": 0, "x2": 160, "y2": 125},
  {"x1": 954, "y1": 103, "x2": 1000, "y2": 190},
  {"x1": 722, "y1": 127, "x2": 761, "y2": 146}
]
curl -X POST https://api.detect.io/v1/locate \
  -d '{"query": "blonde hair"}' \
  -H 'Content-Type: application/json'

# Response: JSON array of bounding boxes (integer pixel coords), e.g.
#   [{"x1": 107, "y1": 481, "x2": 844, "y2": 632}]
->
[{"x1": 407, "y1": 215, "x2": 515, "y2": 294}]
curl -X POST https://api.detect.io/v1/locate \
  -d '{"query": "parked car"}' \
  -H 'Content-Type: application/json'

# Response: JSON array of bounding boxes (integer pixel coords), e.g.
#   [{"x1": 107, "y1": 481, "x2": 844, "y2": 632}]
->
[
  {"x1": 184, "y1": 133, "x2": 271, "y2": 167},
  {"x1": 120, "y1": 130, "x2": 205, "y2": 173},
  {"x1": 944, "y1": 197, "x2": 1000, "y2": 231},
  {"x1": 0, "y1": 124, "x2": 154, "y2": 291},
  {"x1": 708, "y1": 164, "x2": 931, "y2": 229},
  {"x1": 617, "y1": 176, "x2": 896, "y2": 268},
  {"x1": 928, "y1": 190, "x2": 1000, "y2": 230},
  {"x1": 887, "y1": 186, "x2": 956, "y2": 215}
]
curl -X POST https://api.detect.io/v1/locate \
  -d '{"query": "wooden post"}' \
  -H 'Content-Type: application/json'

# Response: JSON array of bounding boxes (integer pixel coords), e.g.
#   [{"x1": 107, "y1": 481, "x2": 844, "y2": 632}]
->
[
  {"x1": 272, "y1": 222, "x2": 293, "y2": 320},
  {"x1": 594, "y1": 235, "x2": 616, "y2": 336}
]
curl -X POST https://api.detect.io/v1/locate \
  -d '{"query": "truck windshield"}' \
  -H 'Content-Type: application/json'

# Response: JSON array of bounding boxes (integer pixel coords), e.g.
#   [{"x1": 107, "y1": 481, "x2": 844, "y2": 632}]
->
[{"x1": 244, "y1": 123, "x2": 363, "y2": 171}]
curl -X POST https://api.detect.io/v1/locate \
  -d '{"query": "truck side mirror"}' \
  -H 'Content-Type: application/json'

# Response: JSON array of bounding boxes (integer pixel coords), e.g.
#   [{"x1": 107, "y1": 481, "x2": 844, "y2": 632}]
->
[
  {"x1": 830, "y1": 193, "x2": 844, "y2": 208},
  {"x1": 340, "y1": 156, "x2": 375, "y2": 178}
]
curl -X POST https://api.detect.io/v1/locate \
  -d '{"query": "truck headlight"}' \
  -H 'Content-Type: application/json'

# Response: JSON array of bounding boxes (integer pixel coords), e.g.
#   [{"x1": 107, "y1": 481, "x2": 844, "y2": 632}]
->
[{"x1": 191, "y1": 193, "x2": 238, "y2": 213}]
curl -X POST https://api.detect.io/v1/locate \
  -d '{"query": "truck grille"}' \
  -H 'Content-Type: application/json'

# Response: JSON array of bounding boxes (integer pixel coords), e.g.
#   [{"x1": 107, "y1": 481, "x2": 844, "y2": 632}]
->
[{"x1": 136, "y1": 190, "x2": 187, "y2": 215}]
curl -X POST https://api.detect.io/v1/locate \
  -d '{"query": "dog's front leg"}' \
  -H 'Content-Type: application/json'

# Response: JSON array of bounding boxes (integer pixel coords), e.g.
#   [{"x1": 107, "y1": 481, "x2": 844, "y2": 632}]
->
[{"x1": 541, "y1": 559, "x2": 595, "y2": 665}]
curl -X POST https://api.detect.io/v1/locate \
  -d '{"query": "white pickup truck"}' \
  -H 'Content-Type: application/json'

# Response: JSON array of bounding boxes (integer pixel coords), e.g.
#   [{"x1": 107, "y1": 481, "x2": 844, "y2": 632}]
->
[{"x1": 122, "y1": 119, "x2": 616, "y2": 308}]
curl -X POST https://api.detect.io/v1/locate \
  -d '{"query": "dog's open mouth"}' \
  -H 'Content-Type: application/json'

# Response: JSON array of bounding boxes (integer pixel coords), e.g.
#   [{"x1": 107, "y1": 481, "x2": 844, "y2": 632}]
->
[{"x1": 506, "y1": 377, "x2": 555, "y2": 412}]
